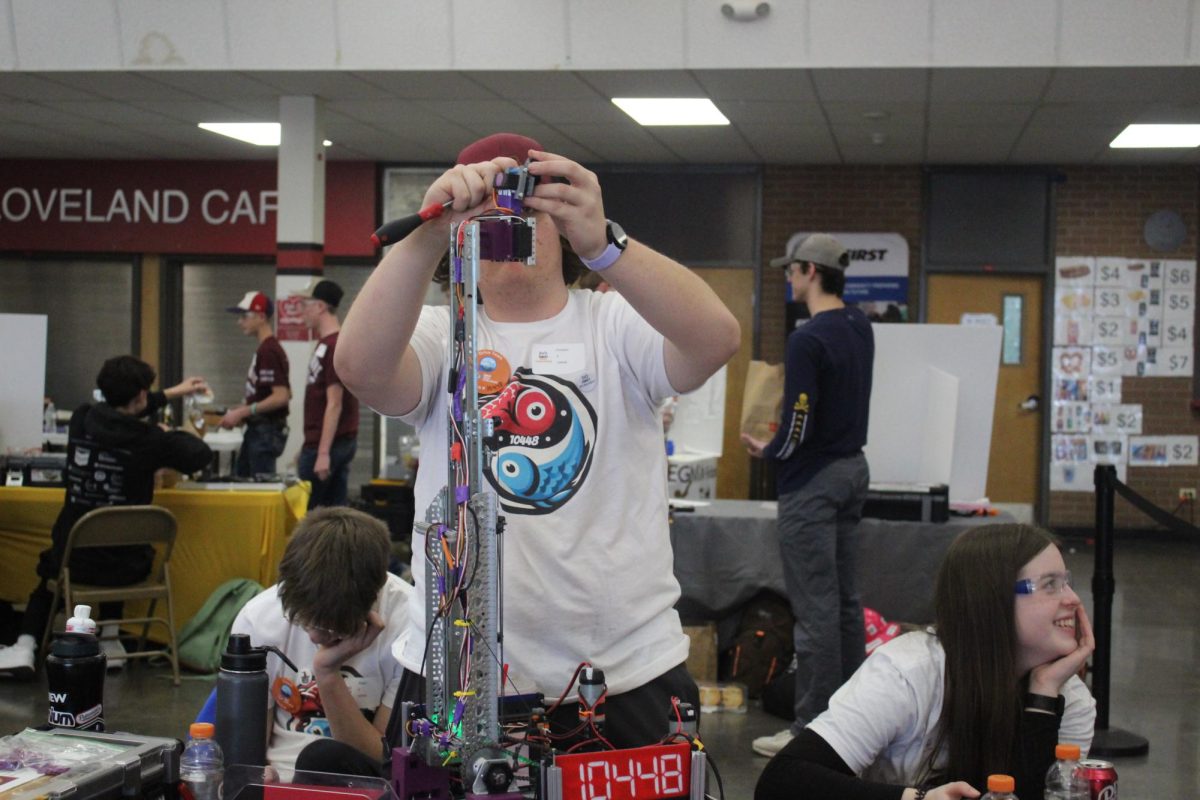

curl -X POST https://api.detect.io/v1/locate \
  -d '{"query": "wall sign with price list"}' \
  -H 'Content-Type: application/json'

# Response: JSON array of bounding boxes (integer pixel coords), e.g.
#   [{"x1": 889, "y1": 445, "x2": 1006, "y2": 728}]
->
[{"x1": 1051, "y1": 256, "x2": 1196, "y2": 491}]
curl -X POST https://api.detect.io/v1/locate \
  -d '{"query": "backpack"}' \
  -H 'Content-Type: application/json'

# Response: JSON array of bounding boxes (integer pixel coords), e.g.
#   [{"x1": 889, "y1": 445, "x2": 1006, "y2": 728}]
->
[
  {"x1": 720, "y1": 591, "x2": 795, "y2": 698},
  {"x1": 176, "y1": 578, "x2": 263, "y2": 673}
]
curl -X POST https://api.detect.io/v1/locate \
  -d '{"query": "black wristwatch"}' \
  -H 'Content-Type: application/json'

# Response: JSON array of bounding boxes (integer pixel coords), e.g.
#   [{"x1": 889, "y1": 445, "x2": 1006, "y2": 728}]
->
[{"x1": 1025, "y1": 692, "x2": 1065, "y2": 716}]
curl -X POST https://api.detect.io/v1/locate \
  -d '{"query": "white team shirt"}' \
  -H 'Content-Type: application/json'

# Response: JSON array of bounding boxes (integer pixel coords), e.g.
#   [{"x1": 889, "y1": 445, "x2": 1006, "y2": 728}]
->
[
  {"x1": 809, "y1": 630, "x2": 1096, "y2": 785},
  {"x1": 230, "y1": 575, "x2": 412, "y2": 771},
  {"x1": 395, "y1": 289, "x2": 690, "y2": 698}
]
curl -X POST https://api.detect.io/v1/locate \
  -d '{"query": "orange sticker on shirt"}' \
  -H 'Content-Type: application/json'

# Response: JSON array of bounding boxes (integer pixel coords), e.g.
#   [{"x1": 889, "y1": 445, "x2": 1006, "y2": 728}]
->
[{"x1": 477, "y1": 349, "x2": 512, "y2": 395}]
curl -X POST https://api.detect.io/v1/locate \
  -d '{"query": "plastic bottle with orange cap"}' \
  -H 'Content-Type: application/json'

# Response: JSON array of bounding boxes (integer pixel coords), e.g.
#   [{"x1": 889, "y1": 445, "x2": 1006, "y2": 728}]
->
[
  {"x1": 179, "y1": 722, "x2": 223, "y2": 800},
  {"x1": 981, "y1": 774, "x2": 1018, "y2": 800}
]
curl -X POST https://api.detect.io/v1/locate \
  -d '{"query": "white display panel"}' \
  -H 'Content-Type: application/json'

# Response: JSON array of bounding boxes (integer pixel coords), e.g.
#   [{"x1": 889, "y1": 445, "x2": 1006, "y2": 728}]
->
[
  {"x1": 865, "y1": 323, "x2": 1002, "y2": 503},
  {"x1": 0, "y1": 314, "x2": 47, "y2": 452}
]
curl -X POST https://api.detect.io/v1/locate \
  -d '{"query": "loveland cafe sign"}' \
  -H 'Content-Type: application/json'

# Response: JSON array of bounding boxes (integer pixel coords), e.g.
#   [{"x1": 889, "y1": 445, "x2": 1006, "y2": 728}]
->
[{"x1": 0, "y1": 160, "x2": 376, "y2": 257}]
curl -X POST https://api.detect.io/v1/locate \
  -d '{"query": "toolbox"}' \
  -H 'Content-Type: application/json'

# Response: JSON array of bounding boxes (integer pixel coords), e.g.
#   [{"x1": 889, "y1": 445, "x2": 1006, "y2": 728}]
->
[{"x1": 0, "y1": 728, "x2": 180, "y2": 800}]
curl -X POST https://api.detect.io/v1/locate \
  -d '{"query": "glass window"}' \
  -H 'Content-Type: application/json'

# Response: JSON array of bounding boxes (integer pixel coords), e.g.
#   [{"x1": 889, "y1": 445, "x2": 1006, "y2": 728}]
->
[{"x1": 0, "y1": 258, "x2": 134, "y2": 407}]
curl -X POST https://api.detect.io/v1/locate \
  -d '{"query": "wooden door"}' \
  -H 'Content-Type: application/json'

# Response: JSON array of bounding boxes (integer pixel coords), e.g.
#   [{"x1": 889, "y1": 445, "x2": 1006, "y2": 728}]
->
[{"x1": 926, "y1": 274, "x2": 1044, "y2": 506}]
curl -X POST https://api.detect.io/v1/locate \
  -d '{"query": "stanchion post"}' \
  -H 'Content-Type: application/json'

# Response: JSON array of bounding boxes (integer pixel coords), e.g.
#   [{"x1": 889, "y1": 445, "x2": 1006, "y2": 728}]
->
[
  {"x1": 1088, "y1": 464, "x2": 1149, "y2": 757},
  {"x1": 1091, "y1": 464, "x2": 1116, "y2": 730}
]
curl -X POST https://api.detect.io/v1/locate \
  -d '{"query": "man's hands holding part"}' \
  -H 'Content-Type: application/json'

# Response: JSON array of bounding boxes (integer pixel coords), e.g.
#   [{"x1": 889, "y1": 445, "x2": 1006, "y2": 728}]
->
[
  {"x1": 421, "y1": 150, "x2": 611, "y2": 263},
  {"x1": 524, "y1": 150, "x2": 609, "y2": 261}
]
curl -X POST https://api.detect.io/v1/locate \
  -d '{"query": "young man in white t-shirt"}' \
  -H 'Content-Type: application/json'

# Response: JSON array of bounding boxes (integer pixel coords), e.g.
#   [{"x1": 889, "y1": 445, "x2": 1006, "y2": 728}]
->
[
  {"x1": 336, "y1": 133, "x2": 741, "y2": 748},
  {"x1": 230, "y1": 507, "x2": 410, "y2": 773}
]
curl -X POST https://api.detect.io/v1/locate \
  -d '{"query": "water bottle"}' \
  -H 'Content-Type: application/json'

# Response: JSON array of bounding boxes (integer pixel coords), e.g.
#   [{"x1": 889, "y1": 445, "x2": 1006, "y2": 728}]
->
[
  {"x1": 215, "y1": 633, "x2": 297, "y2": 768},
  {"x1": 180, "y1": 722, "x2": 224, "y2": 800},
  {"x1": 45, "y1": 632, "x2": 106, "y2": 731},
  {"x1": 43, "y1": 401, "x2": 57, "y2": 434},
  {"x1": 981, "y1": 774, "x2": 1018, "y2": 800},
  {"x1": 1044, "y1": 744, "x2": 1088, "y2": 799}
]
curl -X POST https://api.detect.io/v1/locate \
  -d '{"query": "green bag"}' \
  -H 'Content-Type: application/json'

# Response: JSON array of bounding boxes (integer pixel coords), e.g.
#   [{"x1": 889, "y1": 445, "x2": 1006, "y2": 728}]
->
[{"x1": 177, "y1": 578, "x2": 263, "y2": 673}]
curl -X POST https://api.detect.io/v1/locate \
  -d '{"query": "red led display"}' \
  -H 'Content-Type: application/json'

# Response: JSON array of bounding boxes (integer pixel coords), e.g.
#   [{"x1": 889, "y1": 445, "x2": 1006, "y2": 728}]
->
[{"x1": 555, "y1": 742, "x2": 692, "y2": 800}]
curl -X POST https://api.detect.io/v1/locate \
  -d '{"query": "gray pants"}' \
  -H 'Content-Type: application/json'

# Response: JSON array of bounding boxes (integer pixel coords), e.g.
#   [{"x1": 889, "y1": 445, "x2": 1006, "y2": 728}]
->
[{"x1": 777, "y1": 453, "x2": 869, "y2": 732}]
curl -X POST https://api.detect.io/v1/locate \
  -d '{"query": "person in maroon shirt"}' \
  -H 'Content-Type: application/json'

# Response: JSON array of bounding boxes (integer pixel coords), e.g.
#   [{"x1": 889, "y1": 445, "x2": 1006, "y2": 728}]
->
[
  {"x1": 294, "y1": 279, "x2": 359, "y2": 509},
  {"x1": 221, "y1": 291, "x2": 292, "y2": 478}
]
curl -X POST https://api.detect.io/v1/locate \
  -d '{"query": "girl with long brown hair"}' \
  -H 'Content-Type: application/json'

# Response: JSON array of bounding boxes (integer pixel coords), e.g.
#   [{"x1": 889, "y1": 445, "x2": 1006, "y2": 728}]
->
[{"x1": 756, "y1": 524, "x2": 1096, "y2": 800}]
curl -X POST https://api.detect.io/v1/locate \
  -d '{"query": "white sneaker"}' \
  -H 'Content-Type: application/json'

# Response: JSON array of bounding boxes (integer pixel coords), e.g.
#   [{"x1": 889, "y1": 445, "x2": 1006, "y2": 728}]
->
[
  {"x1": 752, "y1": 728, "x2": 796, "y2": 757},
  {"x1": 100, "y1": 636, "x2": 127, "y2": 671},
  {"x1": 0, "y1": 641, "x2": 36, "y2": 680}
]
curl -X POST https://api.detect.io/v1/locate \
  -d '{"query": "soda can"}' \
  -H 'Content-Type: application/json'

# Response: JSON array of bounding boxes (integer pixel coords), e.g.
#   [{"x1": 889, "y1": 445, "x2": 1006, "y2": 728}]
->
[{"x1": 1078, "y1": 758, "x2": 1118, "y2": 799}]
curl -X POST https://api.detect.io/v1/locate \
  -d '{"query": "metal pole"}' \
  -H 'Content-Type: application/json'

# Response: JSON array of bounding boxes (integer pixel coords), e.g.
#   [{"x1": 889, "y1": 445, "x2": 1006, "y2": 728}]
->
[{"x1": 1088, "y1": 464, "x2": 1149, "y2": 757}]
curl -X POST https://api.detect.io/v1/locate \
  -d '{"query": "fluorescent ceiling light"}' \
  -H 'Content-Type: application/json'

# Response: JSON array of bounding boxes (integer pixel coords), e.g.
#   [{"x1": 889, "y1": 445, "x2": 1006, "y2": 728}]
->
[
  {"x1": 611, "y1": 98, "x2": 729, "y2": 126},
  {"x1": 1110, "y1": 124, "x2": 1200, "y2": 149},
  {"x1": 198, "y1": 122, "x2": 332, "y2": 147}
]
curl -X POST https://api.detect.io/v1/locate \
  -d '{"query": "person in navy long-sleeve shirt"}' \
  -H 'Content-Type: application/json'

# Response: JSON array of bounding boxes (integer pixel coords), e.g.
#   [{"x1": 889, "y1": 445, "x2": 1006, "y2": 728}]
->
[{"x1": 743, "y1": 234, "x2": 875, "y2": 757}]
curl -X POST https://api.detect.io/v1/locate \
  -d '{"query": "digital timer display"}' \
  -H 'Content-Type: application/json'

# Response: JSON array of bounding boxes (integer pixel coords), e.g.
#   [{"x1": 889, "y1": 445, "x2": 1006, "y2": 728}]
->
[{"x1": 555, "y1": 742, "x2": 692, "y2": 800}]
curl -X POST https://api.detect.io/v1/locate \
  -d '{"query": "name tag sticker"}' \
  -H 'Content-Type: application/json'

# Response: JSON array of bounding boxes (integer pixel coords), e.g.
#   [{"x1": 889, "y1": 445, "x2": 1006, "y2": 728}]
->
[{"x1": 530, "y1": 343, "x2": 585, "y2": 375}]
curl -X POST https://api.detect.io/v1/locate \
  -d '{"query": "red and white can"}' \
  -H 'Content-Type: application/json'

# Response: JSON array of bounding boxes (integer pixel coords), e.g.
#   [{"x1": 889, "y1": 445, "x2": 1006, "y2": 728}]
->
[{"x1": 1078, "y1": 758, "x2": 1118, "y2": 800}]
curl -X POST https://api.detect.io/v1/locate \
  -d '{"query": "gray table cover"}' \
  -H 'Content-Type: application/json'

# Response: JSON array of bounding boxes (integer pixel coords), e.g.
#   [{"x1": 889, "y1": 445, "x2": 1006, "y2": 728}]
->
[{"x1": 670, "y1": 499, "x2": 1015, "y2": 625}]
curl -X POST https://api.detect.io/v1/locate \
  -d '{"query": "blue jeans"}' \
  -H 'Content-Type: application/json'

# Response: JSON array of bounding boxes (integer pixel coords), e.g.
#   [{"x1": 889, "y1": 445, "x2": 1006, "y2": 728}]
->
[
  {"x1": 298, "y1": 436, "x2": 357, "y2": 510},
  {"x1": 777, "y1": 453, "x2": 869, "y2": 732},
  {"x1": 236, "y1": 422, "x2": 287, "y2": 478}
]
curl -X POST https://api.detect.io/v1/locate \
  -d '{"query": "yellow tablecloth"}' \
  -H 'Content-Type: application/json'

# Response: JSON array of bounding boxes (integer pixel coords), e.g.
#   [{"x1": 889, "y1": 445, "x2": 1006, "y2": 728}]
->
[{"x1": 0, "y1": 485, "x2": 307, "y2": 635}]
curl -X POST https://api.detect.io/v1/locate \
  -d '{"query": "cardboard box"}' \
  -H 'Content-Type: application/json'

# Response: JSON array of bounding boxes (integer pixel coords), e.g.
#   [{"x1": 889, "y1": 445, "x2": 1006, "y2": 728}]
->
[{"x1": 683, "y1": 623, "x2": 718, "y2": 682}]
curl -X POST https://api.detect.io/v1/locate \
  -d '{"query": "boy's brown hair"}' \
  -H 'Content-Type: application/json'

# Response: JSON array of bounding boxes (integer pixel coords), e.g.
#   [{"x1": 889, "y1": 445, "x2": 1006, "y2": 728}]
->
[{"x1": 277, "y1": 507, "x2": 390, "y2": 637}]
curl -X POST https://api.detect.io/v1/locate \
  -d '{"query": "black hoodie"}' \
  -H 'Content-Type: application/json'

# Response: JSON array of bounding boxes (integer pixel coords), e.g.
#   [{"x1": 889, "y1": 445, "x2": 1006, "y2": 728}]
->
[{"x1": 39, "y1": 390, "x2": 213, "y2": 582}]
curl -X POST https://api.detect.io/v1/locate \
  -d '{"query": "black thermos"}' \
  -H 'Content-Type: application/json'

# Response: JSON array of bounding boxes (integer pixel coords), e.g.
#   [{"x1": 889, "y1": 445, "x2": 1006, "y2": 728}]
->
[
  {"x1": 215, "y1": 633, "x2": 269, "y2": 767},
  {"x1": 46, "y1": 632, "x2": 106, "y2": 731},
  {"x1": 215, "y1": 633, "x2": 297, "y2": 768}
]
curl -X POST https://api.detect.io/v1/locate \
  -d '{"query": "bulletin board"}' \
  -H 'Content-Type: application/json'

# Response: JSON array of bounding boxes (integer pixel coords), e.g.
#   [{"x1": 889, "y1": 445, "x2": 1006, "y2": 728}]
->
[{"x1": 1051, "y1": 257, "x2": 1198, "y2": 491}]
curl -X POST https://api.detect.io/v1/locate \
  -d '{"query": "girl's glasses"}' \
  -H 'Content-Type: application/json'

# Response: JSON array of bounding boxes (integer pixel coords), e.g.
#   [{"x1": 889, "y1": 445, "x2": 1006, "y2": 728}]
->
[{"x1": 1015, "y1": 570, "x2": 1073, "y2": 596}]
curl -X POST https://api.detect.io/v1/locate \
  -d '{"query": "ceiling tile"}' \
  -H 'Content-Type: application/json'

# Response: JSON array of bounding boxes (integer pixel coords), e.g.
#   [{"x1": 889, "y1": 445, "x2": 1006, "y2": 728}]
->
[
  {"x1": 1043, "y1": 67, "x2": 1200, "y2": 104},
  {"x1": 0, "y1": 74, "x2": 123, "y2": 101},
  {"x1": 692, "y1": 70, "x2": 819, "y2": 103},
  {"x1": 924, "y1": 125, "x2": 1025, "y2": 163},
  {"x1": 812, "y1": 69, "x2": 929, "y2": 104},
  {"x1": 463, "y1": 71, "x2": 602, "y2": 101},
  {"x1": 928, "y1": 103, "x2": 1036, "y2": 127},
  {"x1": 577, "y1": 71, "x2": 707, "y2": 98},
  {"x1": 648, "y1": 127, "x2": 760, "y2": 163},
  {"x1": 240, "y1": 72, "x2": 395, "y2": 99},
  {"x1": 737, "y1": 124, "x2": 842, "y2": 163},
  {"x1": 719, "y1": 100, "x2": 825, "y2": 126},
  {"x1": 513, "y1": 99, "x2": 631, "y2": 126},
  {"x1": 552, "y1": 124, "x2": 682, "y2": 163},
  {"x1": 414, "y1": 100, "x2": 540, "y2": 127},
  {"x1": 929, "y1": 68, "x2": 1052, "y2": 103},
  {"x1": 352, "y1": 72, "x2": 499, "y2": 100},
  {"x1": 37, "y1": 72, "x2": 200, "y2": 101}
]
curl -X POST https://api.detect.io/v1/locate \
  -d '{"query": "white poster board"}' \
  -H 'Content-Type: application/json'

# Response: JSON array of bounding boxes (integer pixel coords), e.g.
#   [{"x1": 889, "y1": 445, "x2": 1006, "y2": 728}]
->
[
  {"x1": 865, "y1": 324, "x2": 1002, "y2": 502},
  {"x1": 0, "y1": 314, "x2": 48, "y2": 452},
  {"x1": 669, "y1": 365, "x2": 726, "y2": 457}
]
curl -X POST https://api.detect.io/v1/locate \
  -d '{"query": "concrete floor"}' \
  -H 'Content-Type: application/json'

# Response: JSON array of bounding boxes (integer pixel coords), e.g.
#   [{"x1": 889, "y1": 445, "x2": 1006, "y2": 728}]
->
[{"x1": 2, "y1": 535, "x2": 1196, "y2": 798}]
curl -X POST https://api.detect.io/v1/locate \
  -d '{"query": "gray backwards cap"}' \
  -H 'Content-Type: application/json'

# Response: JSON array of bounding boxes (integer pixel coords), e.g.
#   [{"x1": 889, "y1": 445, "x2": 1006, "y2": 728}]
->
[{"x1": 770, "y1": 233, "x2": 850, "y2": 272}]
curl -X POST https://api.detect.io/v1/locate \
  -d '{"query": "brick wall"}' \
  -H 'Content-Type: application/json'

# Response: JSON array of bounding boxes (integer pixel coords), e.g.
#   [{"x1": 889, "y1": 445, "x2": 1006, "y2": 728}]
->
[
  {"x1": 1051, "y1": 166, "x2": 1200, "y2": 529},
  {"x1": 760, "y1": 163, "x2": 1200, "y2": 529}
]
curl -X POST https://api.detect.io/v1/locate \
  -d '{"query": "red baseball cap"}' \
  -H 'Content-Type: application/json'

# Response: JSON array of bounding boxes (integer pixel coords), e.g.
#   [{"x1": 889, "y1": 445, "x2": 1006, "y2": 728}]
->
[
  {"x1": 226, "y1": 291, "x2": 273, "y2": 317},
  {"x1": 456, "y1": 133, "x2": 543, "y2": 166}
]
